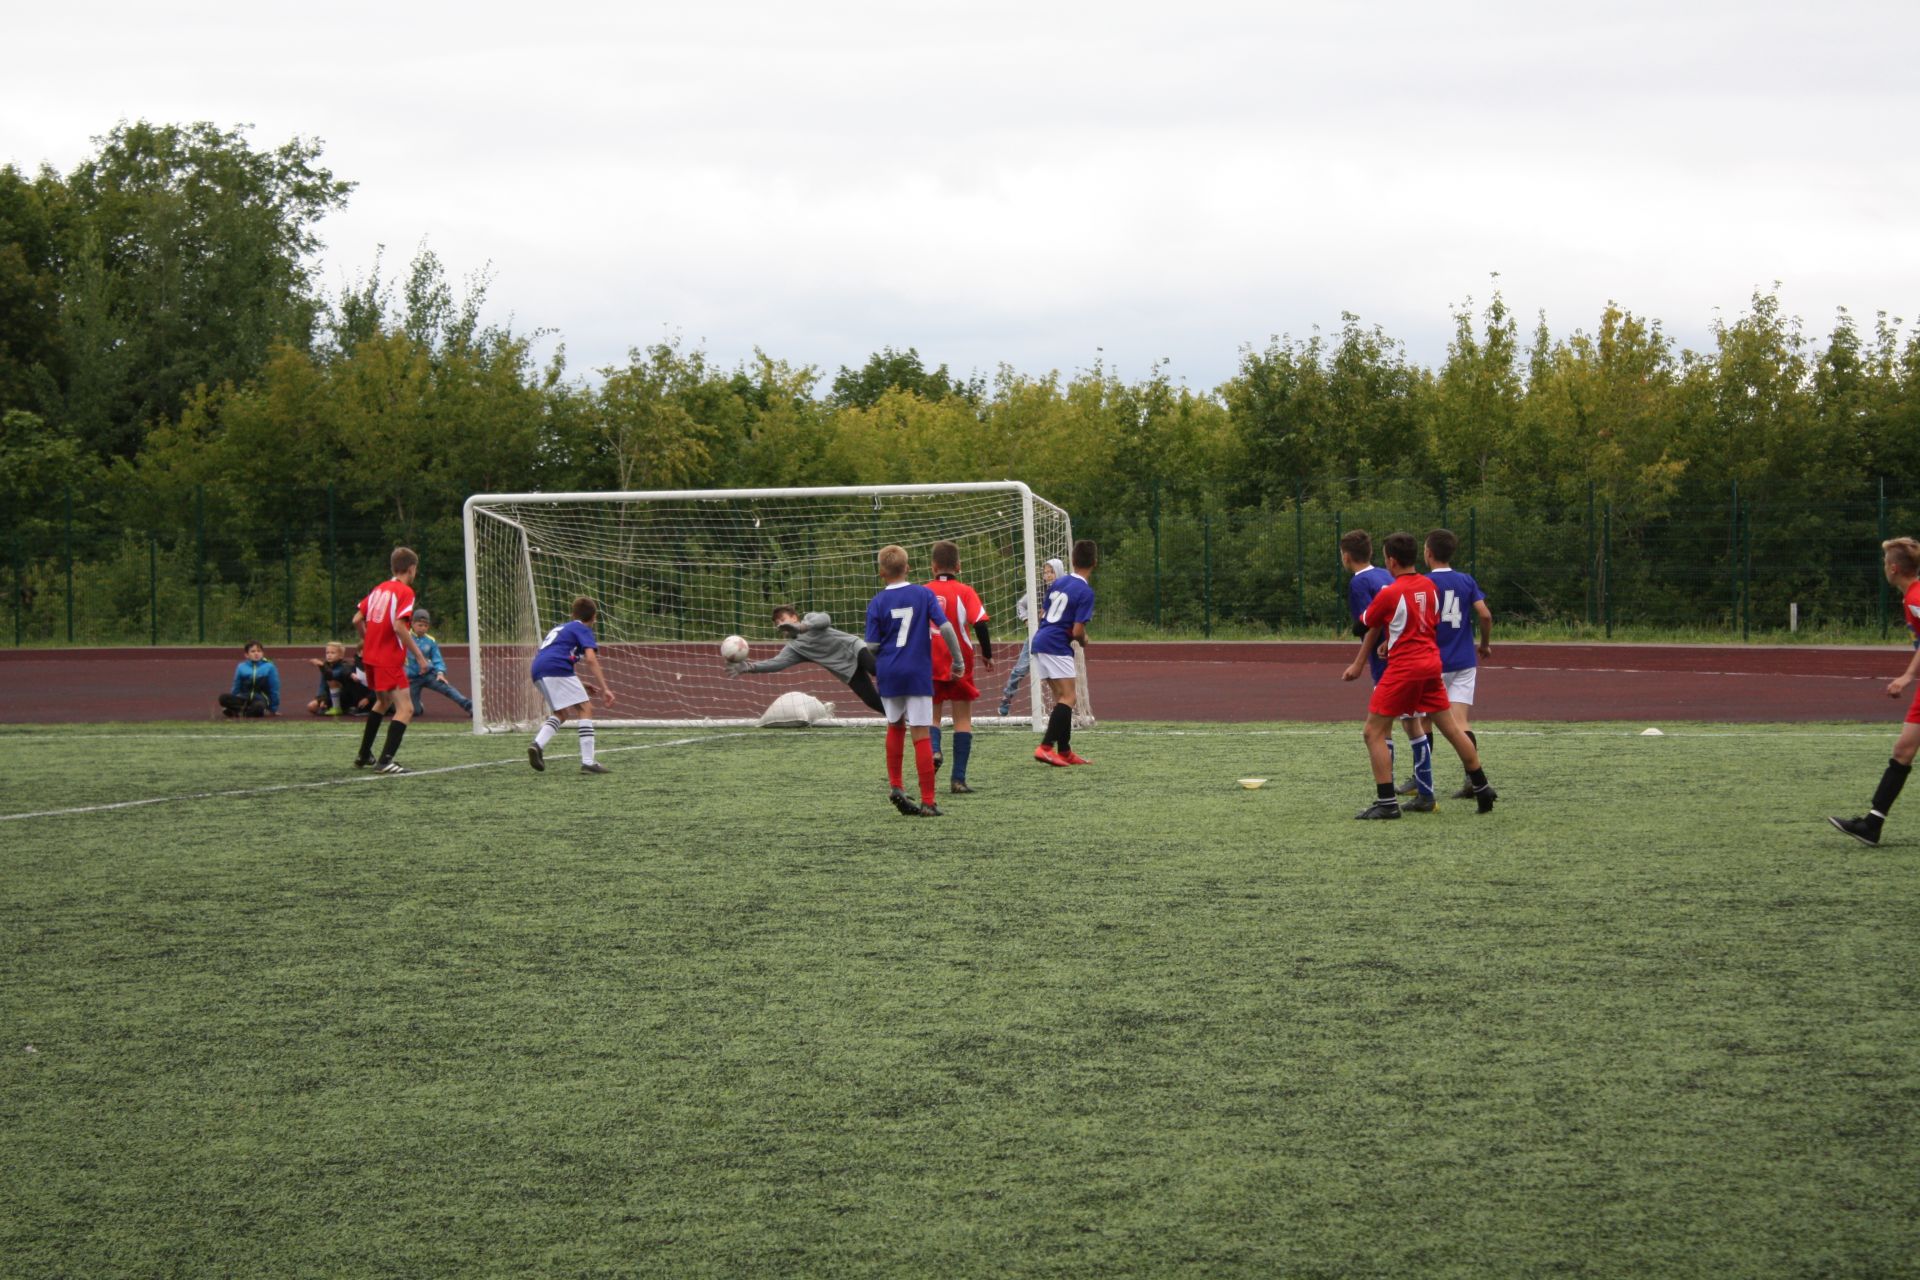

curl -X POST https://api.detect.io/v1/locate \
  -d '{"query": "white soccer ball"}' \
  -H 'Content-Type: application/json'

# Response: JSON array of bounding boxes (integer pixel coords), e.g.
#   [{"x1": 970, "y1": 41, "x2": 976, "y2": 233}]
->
[{"x1": 720, "y1": 634, "x2": 750, "y2": 662}]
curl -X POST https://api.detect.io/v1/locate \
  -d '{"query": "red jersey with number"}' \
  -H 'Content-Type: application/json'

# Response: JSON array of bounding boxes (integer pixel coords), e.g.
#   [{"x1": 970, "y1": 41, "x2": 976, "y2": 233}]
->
[
  {"x1": 358, "y1": 579, "x2": 416, "y2": 669},
  {"x1": 1361, "y1": 573, "x2": 1442, "y2": 672},
  {"x1": 926, "y1": 576, "x2": 988, "y2": 680}
]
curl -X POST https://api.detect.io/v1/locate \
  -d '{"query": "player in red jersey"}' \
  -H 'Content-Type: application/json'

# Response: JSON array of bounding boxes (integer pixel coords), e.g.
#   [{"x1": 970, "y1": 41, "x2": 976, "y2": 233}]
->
[
  {"x1": 350, "y1": 546, "x2": 432, "y2": 774},
  {"x1": 1829, "y1": 537, "x2": 1920, "y2": 846},
  {"x1": 925, "y1": 540, "x2": 994, "y2": 794},
  {"x1": 1342, "y1": 532, "x2": 1495, "y2": 819}
]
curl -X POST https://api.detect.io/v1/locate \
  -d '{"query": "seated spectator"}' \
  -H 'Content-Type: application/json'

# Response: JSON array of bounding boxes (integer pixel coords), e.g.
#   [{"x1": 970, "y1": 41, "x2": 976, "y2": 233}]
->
[
  {"x1": 307, "y1": 641, "x2": 372, "y2": 716},
  {"x1": 219, "y1": 641, "x2": 281, "y2": 718},
  {"x1": 406, "y1": 609, "x2": 473, "y2": 716}
]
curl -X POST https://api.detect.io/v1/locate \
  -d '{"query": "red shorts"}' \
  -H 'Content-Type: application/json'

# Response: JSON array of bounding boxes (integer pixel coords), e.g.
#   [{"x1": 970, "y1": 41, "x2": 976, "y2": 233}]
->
[
  {"x1": 365, "y1": 662, "x2": 407, "y2": 693},
  {"x1": 933, "y1": 674, "x2": 980, "y2": 704},
  {"x1": 1368, "y1": 662, "x2": 1451, "y2": 719}
]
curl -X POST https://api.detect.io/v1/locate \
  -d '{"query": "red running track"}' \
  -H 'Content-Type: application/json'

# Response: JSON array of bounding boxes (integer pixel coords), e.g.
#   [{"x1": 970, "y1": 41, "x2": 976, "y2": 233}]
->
[{"x1": 0, "y1": 641, "x2": 1913, "y2": 725}]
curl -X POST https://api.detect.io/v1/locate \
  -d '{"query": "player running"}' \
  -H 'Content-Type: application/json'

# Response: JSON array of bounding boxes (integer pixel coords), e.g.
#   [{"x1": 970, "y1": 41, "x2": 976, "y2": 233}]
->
[
  {"x1": 1829, "y1": 536, "x2": 1920, "y2": 846},
  {"x1": 866, "y1": 545, "x2": 966, "y2": 817},
  {"x1": 527, "y1": 596, "x2": 617, "y2": 775},
  {"x1": 1033, "y1": 539, "x2": 1097, "y2": 767},
  {"x1": 925, "y1": 540, "x2": 993, "y2": 794},
  {"x1": 1342, "y1": 532, "x2": 1496, "y2": 819},
  {"x1": 1342, "y1": 529, "x2": 1410, "y2": 786},
  {"x1": 1400, "y1": 528, "x2": 1493, "y2": 803},
  {"x1": 351, "y1": 547, "x2": 433, "y2": 774}
]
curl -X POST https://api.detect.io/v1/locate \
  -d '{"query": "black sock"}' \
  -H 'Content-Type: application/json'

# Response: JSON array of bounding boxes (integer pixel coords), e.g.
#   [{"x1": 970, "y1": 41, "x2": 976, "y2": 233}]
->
[
  {"x1": 1468, "y1": 766, "x2": 1489, "y2": 789},
  {"x1": 1376, "y1": 781, "x2": 1396, "y2": 802},
  {"x1": 359, "y1": 711, "x2": 384, "y2": 757},
  {"x1": 1870, "y1": 759, "x2": 1912, "y2": 821},
  {"x1": 1044, "y1": 704, "x2": 1071, "y2": 750},
  {"x1": 1465, "y1": 730, "x2": 1478, "y2": 775},
  {"x1": 379, "y1": 719, "x2": 408, "y2": 763}
]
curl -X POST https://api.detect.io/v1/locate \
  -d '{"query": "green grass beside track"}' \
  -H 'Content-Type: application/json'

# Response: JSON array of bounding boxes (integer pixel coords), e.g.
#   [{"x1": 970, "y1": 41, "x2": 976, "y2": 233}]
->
[{"x1": 2, "y1": 720, "x2": 1917, "y2": 1276}]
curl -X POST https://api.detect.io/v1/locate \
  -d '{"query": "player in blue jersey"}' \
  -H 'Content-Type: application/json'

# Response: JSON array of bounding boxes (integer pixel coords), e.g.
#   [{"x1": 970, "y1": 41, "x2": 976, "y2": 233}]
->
[
  {"x1": 1032, "y1": 539, "x2": 1097, "y2": 767},
  {"x1": 1341, "y1": 530, "x2": 1420, "y2": 803},
  {"x1": 527, "y1": 596, "x2": 617, "y2": 775},
  {"x1": 1406, "y1": 528, "x2": 1493, "y2": 801},
  {"x1": 865, "y1": 544, "x2": 966, "y2": 816}
]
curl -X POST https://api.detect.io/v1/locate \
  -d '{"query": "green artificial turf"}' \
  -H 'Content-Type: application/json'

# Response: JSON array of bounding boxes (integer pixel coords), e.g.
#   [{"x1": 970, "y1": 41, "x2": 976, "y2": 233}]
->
[{"x1": 2, "y1": 719, "x2": 1917, "y2": 1277}]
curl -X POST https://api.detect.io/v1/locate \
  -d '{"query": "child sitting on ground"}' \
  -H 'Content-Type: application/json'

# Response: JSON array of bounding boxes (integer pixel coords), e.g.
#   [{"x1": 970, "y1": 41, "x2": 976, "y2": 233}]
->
[
  {"x1": 307, "y1": 641, "x2": 371, "y2": 716},
  {"x1": 220, "y1": 641, "x2": 281, "y2": 717},
  {"x1": 406, "y1": 609, "x2": 474, "y2": 716}
]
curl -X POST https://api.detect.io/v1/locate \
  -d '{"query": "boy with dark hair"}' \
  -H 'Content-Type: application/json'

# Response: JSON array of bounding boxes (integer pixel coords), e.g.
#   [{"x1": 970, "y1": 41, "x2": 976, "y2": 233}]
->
[
  {"x1": 1829, "y1": 536, "x2": 1920, "y2": 845},
  {"x1": 1341, "y1": 528, "x2": 1405, "y2": 785},
  {"x1": 725, "y1": 604, "x2": 885, "y2": 713},
  {"x1": 998, "y1": 557, "x2": 1061, "y2": 717},
  {"x1": 1033, "y1": 539, "x2": 1097, "y2": 767},
  {"x1": 219, "y1": 641, "x2": 281, "y2": 717},
  {"x1": 1403, "y1": 528, "x2": 1493, "y2": 801},
  {"x1": 1342, "y1": 531, "x2": 1496, "y2": 819},
  {"x1": 925, "y1": 539, "x2": 993, "y2": 793},
  {"x1": 865, "y1": 544, "x2": 965, "y2": 816},
  {"x1": 351, "y1": 547, "x2": 432, "y2": 774},
  {"x1": 406, "y1": 609, "x2": 474, "y2": 716},
  {"x1": 529, "y1": 596, "x2": 617, "y2": 774}
]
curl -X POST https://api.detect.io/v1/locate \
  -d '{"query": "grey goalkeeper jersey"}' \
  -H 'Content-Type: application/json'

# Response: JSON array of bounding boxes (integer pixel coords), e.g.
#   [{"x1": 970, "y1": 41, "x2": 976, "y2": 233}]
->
[{"x1": 741, "y1": 612, "x2": 865, "y2": 681}]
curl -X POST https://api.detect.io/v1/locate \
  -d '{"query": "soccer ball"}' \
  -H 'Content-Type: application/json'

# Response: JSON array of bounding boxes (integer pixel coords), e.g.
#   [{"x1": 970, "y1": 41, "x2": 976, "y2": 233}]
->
[{"x1": 720, "y1": 635, "x2": 750, "y2": 662}]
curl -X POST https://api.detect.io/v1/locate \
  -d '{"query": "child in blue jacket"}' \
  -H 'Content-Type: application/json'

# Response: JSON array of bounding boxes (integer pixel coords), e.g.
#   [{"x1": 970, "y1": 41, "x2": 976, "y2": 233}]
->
[
  {"x1": 406, "y1": 609, "x2": 474, "y2": 716},
  {"x1": 219, "y1": 641, "x2": 281, "y2": 717}
]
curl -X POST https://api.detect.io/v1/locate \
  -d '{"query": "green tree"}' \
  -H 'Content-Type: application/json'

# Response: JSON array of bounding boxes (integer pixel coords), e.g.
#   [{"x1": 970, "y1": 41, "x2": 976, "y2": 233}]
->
[
  {"x1": 58, "y1": 121, "x2": 352, "y2": 457},
  {"x1": 828, "y1": 346, "x2": 978, "y2": 409}
]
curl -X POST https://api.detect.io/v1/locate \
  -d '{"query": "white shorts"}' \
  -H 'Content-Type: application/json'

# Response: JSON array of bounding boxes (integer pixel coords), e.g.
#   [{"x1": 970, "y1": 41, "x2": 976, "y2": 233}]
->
[
  {"x1": 1441, "y1": 667, "x2": 1477, "y2": 706},
  {"x1": 534, "y1": 674, "x2": 589, "y2": 713},
  {"x1": 881, "y1": 694, "x2": 934, "y2": 727},
  {"x1": 1032, "y1": 652, "x2": 1077, "y2": 682}
]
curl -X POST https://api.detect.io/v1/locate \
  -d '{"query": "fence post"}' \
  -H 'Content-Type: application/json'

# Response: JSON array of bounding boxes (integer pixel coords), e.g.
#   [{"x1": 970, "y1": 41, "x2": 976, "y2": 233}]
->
[
  {"x1": 1202, "y1": 512, "x2": 1212, "y2": 639},
  {"x1": 1735, "y1": 477, "x2": 1751, "y2": 637},
  {"x1": 327, "y1": 482, "x2": 338, "y2": 632},
  {"x1": 149, "y1": 534, "x2": 158, "y2": 645},
  {"x1": 11, "y1": 522, "x2": 21, "y2": 646},
  {"x1": 1294, "y1": 482, "x2": 1307, "y2": 627},
  {"x1": 1151, "y1": 481, "x2": 1162, "y2": 628},
  {"x1": 1603, "y1": 502, "x2": 1613, "y2": 639},
  {"x1": 1586, "y1": 480, "x2": 1596, "y2": 625},
  {"x1": 1469, "y1": 507, "x2": 1477, "y2": 582},
  {"x1": 1439, "y1": 475, "x2": 1449, "y2": 532},
  {"x1": 283, "y1": 516, "x2": 294, "y2": 644},
  {"x1": 1742, "y1": 501, "x2": 1752, "y2": 643},
  {"x1": 1333, "y1": 509, "x2": 1343, "y2": 622},
  {"x1": 64, "y1": 483, "x2": 74, "y2": 643},
  {"x1": 1879, "y1": 476, "x2": 1890, "y2": 639},
  {"x1": 195, "y1": 484, "x2": 206, "y2": 643}
]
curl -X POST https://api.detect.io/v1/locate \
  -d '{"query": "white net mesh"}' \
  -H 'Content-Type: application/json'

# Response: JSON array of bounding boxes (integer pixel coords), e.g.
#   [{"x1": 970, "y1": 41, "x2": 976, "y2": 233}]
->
[{"x1": 464, "y1": 484, "x2": 1076, "y2": 730}]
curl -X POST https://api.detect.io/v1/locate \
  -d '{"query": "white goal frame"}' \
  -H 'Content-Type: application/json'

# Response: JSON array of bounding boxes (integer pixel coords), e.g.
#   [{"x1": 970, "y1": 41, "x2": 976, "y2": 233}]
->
[{"x1": 462, "y1": 481, "x2": 1076, "y2": 732}]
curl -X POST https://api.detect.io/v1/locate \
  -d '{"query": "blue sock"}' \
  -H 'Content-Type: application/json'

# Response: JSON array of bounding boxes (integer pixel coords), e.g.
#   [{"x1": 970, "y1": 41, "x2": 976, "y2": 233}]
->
[
  {"x1": 952, "y1": 731, "x2": 973, "y2": 782},
  {"x1": 929, "y1": 725, "x2": 943, "y2": 758},
  {"x1": 1411, "y1": 734, "x2": 1434, "y2": 799}
]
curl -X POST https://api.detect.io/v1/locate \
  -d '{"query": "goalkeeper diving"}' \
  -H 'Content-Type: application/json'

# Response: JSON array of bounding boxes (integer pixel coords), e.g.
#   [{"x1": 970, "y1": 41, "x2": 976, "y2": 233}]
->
[{"x1": 725, "y1": 605, "x2": 887, "y2": 713}]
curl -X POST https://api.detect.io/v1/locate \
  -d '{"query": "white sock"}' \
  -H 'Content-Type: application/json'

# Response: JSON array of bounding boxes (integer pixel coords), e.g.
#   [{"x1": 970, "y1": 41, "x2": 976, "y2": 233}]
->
[
  {"x1": 534, "y1": 716, "x2": 560, "y2": 749},
  {"x1": 578, "y1": 720, "x2": 596, "y2": 765}
]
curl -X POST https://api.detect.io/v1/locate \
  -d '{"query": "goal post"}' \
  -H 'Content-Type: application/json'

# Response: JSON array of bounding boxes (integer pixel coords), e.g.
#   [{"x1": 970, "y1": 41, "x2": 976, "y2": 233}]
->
[{"x1": 462, "y1": 482, "x2": 1078, "y2": 732}]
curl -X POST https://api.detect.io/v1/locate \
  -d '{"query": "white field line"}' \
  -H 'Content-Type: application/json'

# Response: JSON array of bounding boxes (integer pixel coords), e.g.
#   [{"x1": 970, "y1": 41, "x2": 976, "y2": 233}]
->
[
  {"x1": 0, "y1": 728, "x2": 707, "y2": 744},
  {"x1": 0, "y1": 732, "x2": 752, "y2": 823},
  {"x1": 1093, "y1": 727, "x2": 1893, "y2": 739},
  {"x1": 1093, "y1": 658, "x2": 1894, "y2": 682}
]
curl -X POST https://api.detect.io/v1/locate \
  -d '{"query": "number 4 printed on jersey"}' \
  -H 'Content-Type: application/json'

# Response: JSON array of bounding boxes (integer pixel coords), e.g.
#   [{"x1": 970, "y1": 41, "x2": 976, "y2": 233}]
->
[{"x1": 1440, "y1": 590, "x2": 1463, "y2": 628}]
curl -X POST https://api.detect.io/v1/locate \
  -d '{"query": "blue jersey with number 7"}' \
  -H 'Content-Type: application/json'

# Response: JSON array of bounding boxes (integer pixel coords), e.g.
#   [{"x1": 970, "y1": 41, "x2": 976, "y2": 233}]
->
[{"x1": 865, "y1": 582, "x2": 949, "y2": 697}]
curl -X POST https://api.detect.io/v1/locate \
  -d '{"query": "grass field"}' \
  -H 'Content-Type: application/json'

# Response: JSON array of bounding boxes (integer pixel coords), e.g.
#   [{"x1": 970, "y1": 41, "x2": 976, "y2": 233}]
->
[{"x1": 3, "y1": 718, "x2": 1918, "y2": 1277}]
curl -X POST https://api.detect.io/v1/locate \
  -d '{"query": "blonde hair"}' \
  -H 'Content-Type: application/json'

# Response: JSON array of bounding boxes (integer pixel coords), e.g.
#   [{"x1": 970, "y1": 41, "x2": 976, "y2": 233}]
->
[
  {"x1": 877, "y1": 545, "x2": 909, "y2": 578},
  {"x1": 1885, "y1": 537, "x2": 1920, "y2": 577}
]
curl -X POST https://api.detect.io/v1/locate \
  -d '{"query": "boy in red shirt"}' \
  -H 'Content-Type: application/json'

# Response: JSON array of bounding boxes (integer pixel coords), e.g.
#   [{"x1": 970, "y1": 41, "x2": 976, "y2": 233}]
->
[
  {"x1": 351, "y1": 546, "x2": 432, "y2": 774},
  {"x1": 925, "y1": 540, "x2": 993, "y2": 794},
  {"x1": 1829, "y1": 536, "x2": 1920, "y2": 846},
  {"x1": 1342, "y1": 531, "x2": 1496, "y2": 819}
]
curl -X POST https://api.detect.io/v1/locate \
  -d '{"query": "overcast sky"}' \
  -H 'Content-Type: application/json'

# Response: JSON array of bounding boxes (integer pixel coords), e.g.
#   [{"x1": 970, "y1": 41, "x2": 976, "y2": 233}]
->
[{"x1": 6, "y1": 0, "x2": 1917, "y2": 390}]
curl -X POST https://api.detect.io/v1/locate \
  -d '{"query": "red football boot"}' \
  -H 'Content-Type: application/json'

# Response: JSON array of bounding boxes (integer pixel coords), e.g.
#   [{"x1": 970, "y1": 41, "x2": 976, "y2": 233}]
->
[
  {"x1": 1034, "y1": 745, "x2": 1069, "y2": 767},
  {"x1": 1059, "y1": 750, "x2": 1093, "y2": 766}
]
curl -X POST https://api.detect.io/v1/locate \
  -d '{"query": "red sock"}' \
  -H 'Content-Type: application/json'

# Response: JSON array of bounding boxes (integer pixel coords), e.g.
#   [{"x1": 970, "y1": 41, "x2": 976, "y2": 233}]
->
[
  {"x1": 914, "y1": 737, "x2": 936, "y2": 805},
  {"x1": 885, "y1": 721, "x2": 906, "y2": 788}
]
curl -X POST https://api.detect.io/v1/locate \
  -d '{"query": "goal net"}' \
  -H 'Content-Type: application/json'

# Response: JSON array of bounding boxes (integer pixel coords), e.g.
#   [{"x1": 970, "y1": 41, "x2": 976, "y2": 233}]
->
[{"x1": 462, "y1": 482, "x2": 1086, "y2": 731}]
